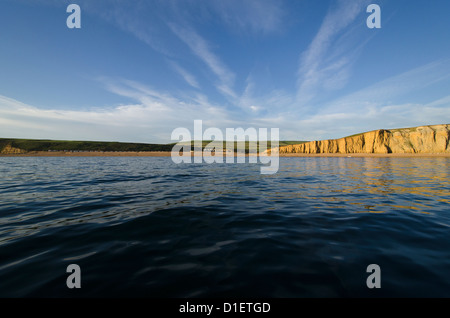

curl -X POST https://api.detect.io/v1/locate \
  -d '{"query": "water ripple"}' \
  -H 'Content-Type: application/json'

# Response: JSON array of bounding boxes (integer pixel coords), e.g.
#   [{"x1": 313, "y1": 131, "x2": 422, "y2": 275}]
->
[{"x1": 0, "y1": 156, "x2": 449, "y2": 297}]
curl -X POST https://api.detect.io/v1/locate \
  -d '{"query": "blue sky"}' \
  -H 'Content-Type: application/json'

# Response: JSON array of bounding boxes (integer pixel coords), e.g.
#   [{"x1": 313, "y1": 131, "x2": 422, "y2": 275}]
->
[{"x1": 0, "y1": 0, "x2": 449, "y2": 143}]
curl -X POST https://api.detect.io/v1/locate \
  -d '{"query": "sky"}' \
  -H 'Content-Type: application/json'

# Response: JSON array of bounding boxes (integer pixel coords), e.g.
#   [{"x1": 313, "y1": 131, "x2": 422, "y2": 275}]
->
[{"x1": 0, "y1": 0, "x2": 449, "y2": 143}]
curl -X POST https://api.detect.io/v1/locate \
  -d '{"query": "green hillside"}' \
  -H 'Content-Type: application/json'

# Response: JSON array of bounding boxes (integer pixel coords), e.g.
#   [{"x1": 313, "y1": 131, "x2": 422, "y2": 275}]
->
[
  {"x1": 0, "y1": 138, "x2": 174, "y2": 152},
  {"x1": 178, "y1": 140, "x2": 307, "y2": 153},
  {"x1": 0, "y1": 138, "x2": 307, "y2": 154}
]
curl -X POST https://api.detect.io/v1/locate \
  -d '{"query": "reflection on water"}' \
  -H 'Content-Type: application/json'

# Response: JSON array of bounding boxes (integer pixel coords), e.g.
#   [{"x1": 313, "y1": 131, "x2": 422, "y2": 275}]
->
[
  {"x1": 0, "y1": 156, "x2": 449, "y2": 297},
  {"x1": 284, "y1": 157, "x2": 449, "y2": 212}
]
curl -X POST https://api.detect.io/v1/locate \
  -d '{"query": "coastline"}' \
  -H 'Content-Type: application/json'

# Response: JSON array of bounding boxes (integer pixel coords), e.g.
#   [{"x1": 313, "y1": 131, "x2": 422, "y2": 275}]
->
[
  {"x1": 0, "y1": 151, "x2": 173, "y2": 157},
  {"x1": 1, "y1": 151, "x2": 450, "y2": 158}
]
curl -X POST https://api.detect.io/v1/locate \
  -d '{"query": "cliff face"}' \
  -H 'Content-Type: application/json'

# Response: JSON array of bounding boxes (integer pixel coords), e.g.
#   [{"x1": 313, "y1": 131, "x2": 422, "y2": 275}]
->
[
  {"x1": 0, "y1": 144, "x2": 27, "y2": 154},
  {"x1": 278, "y1": 124, "x2": 450, "y2": 154}
]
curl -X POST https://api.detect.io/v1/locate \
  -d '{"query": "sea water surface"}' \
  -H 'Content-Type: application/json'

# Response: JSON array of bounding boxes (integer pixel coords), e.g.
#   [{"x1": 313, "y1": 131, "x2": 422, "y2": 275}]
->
[{"x1": 0, "y1": 156, "x2": 449, "y2": 297}]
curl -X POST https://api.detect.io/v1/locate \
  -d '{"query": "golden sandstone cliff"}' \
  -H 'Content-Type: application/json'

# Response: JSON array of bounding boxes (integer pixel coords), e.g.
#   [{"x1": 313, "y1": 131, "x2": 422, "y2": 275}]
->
[
  {"x1": 0, "y1": 144, "x2": 27, "y2": 154},
  {"x1": 277, "y1": 124, "x2": 450, "y2": 154}
]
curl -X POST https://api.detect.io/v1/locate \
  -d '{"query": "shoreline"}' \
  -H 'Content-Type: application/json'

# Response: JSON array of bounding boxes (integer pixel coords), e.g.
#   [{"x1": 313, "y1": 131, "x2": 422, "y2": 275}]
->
[
  {"x1": 1, "y1": 151, "x2": 450, "y2": 158},
  {"x1": 277, "y1": 153, "x2": 450, "y2": 157},
  {"x1": 0, "y1": 151, "x2": 173, "y2": 157}
]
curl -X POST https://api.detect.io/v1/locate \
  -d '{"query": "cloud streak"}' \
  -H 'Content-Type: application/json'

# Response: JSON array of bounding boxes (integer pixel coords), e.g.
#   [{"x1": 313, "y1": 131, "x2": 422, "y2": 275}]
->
[
  {"x1": 0, "y1": 79, "x2": 239, "y2": 143},
  {"x1": 297, "y1": 0, "x2": 370, "y2": 107},
  {"x1": 322, "y1": 59, "x2": 450, "y2": 113},
  {"x1": 209, "y1": 0, "x2": 285, "y2": 35},
  {"x1": 168, "y1": 23, "x2": 236, "y2": 99},
  {"x1": 168, "y1": 61, "x2": 200, "y2": 89}
]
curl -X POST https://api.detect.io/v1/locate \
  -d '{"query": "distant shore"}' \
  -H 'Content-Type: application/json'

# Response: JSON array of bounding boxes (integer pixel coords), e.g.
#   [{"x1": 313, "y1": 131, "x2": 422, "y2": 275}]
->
[
  {"x1": 1, "y1": 151, "x2": 449, "y2": 157},
  {"x1": 277, "y1": 153, "x2": 450, "y2": 157},
  {"x1": 0, "y1": 151, "x2": 173, "y2": 157}
]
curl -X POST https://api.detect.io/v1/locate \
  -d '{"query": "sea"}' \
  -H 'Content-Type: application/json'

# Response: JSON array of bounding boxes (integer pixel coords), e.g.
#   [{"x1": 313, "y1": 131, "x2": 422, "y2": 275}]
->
[{"x1": 0, "y1": 156, "x2": 449, "y2": 297}]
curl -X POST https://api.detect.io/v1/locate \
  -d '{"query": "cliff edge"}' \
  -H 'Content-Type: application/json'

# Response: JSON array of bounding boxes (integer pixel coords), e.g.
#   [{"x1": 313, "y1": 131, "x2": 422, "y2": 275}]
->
[
  {"x1": 0, "y1": 144, "x2": 27, "y2": 154},
  {"x1": 277, "y1": 124, "x2": 450, "y2": 154}
]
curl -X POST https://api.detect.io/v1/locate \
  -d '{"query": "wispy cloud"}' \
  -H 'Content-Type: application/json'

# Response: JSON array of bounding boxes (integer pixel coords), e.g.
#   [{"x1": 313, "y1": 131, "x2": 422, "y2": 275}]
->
[
  {"x1": 0, "y1": 79, "x2": 240, "y2": 143},
  {"x1": 168, "y1": 23, "x2": 236, "y2": 99},
  {"x1": 323, "y1": 59, "x2": 450, "y2": 113},
  {"x1": 63, "y1": 0, "x2": 279, "y2": 106},
  {"x1": 297, "y1": 0, "x2": 370, "y2": 107},
  {"x1": 209, "y1": 0, "x2": 285, "y2": 35},
  {"x1": 236, "y1": 74, "x2": 293, "y2": 116},
  {"x1": 291, "y1": 59, "x2": 450, "y2": 139},
  {"x1": 80, "y1": 0, "x2": 174, "y2": 57},
  {"x1": 168, "y1": 61, "x2": 200, "y2": 89}
]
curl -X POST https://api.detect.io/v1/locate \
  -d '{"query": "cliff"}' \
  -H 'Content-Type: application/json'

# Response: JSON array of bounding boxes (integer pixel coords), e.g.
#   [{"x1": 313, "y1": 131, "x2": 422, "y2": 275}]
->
[
  {"x1": 277, "y1": 124, "x2": 450, "y2": 154},
  {"x1": 0, "y1": 144, "x2": 27, "y2": 154}
]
